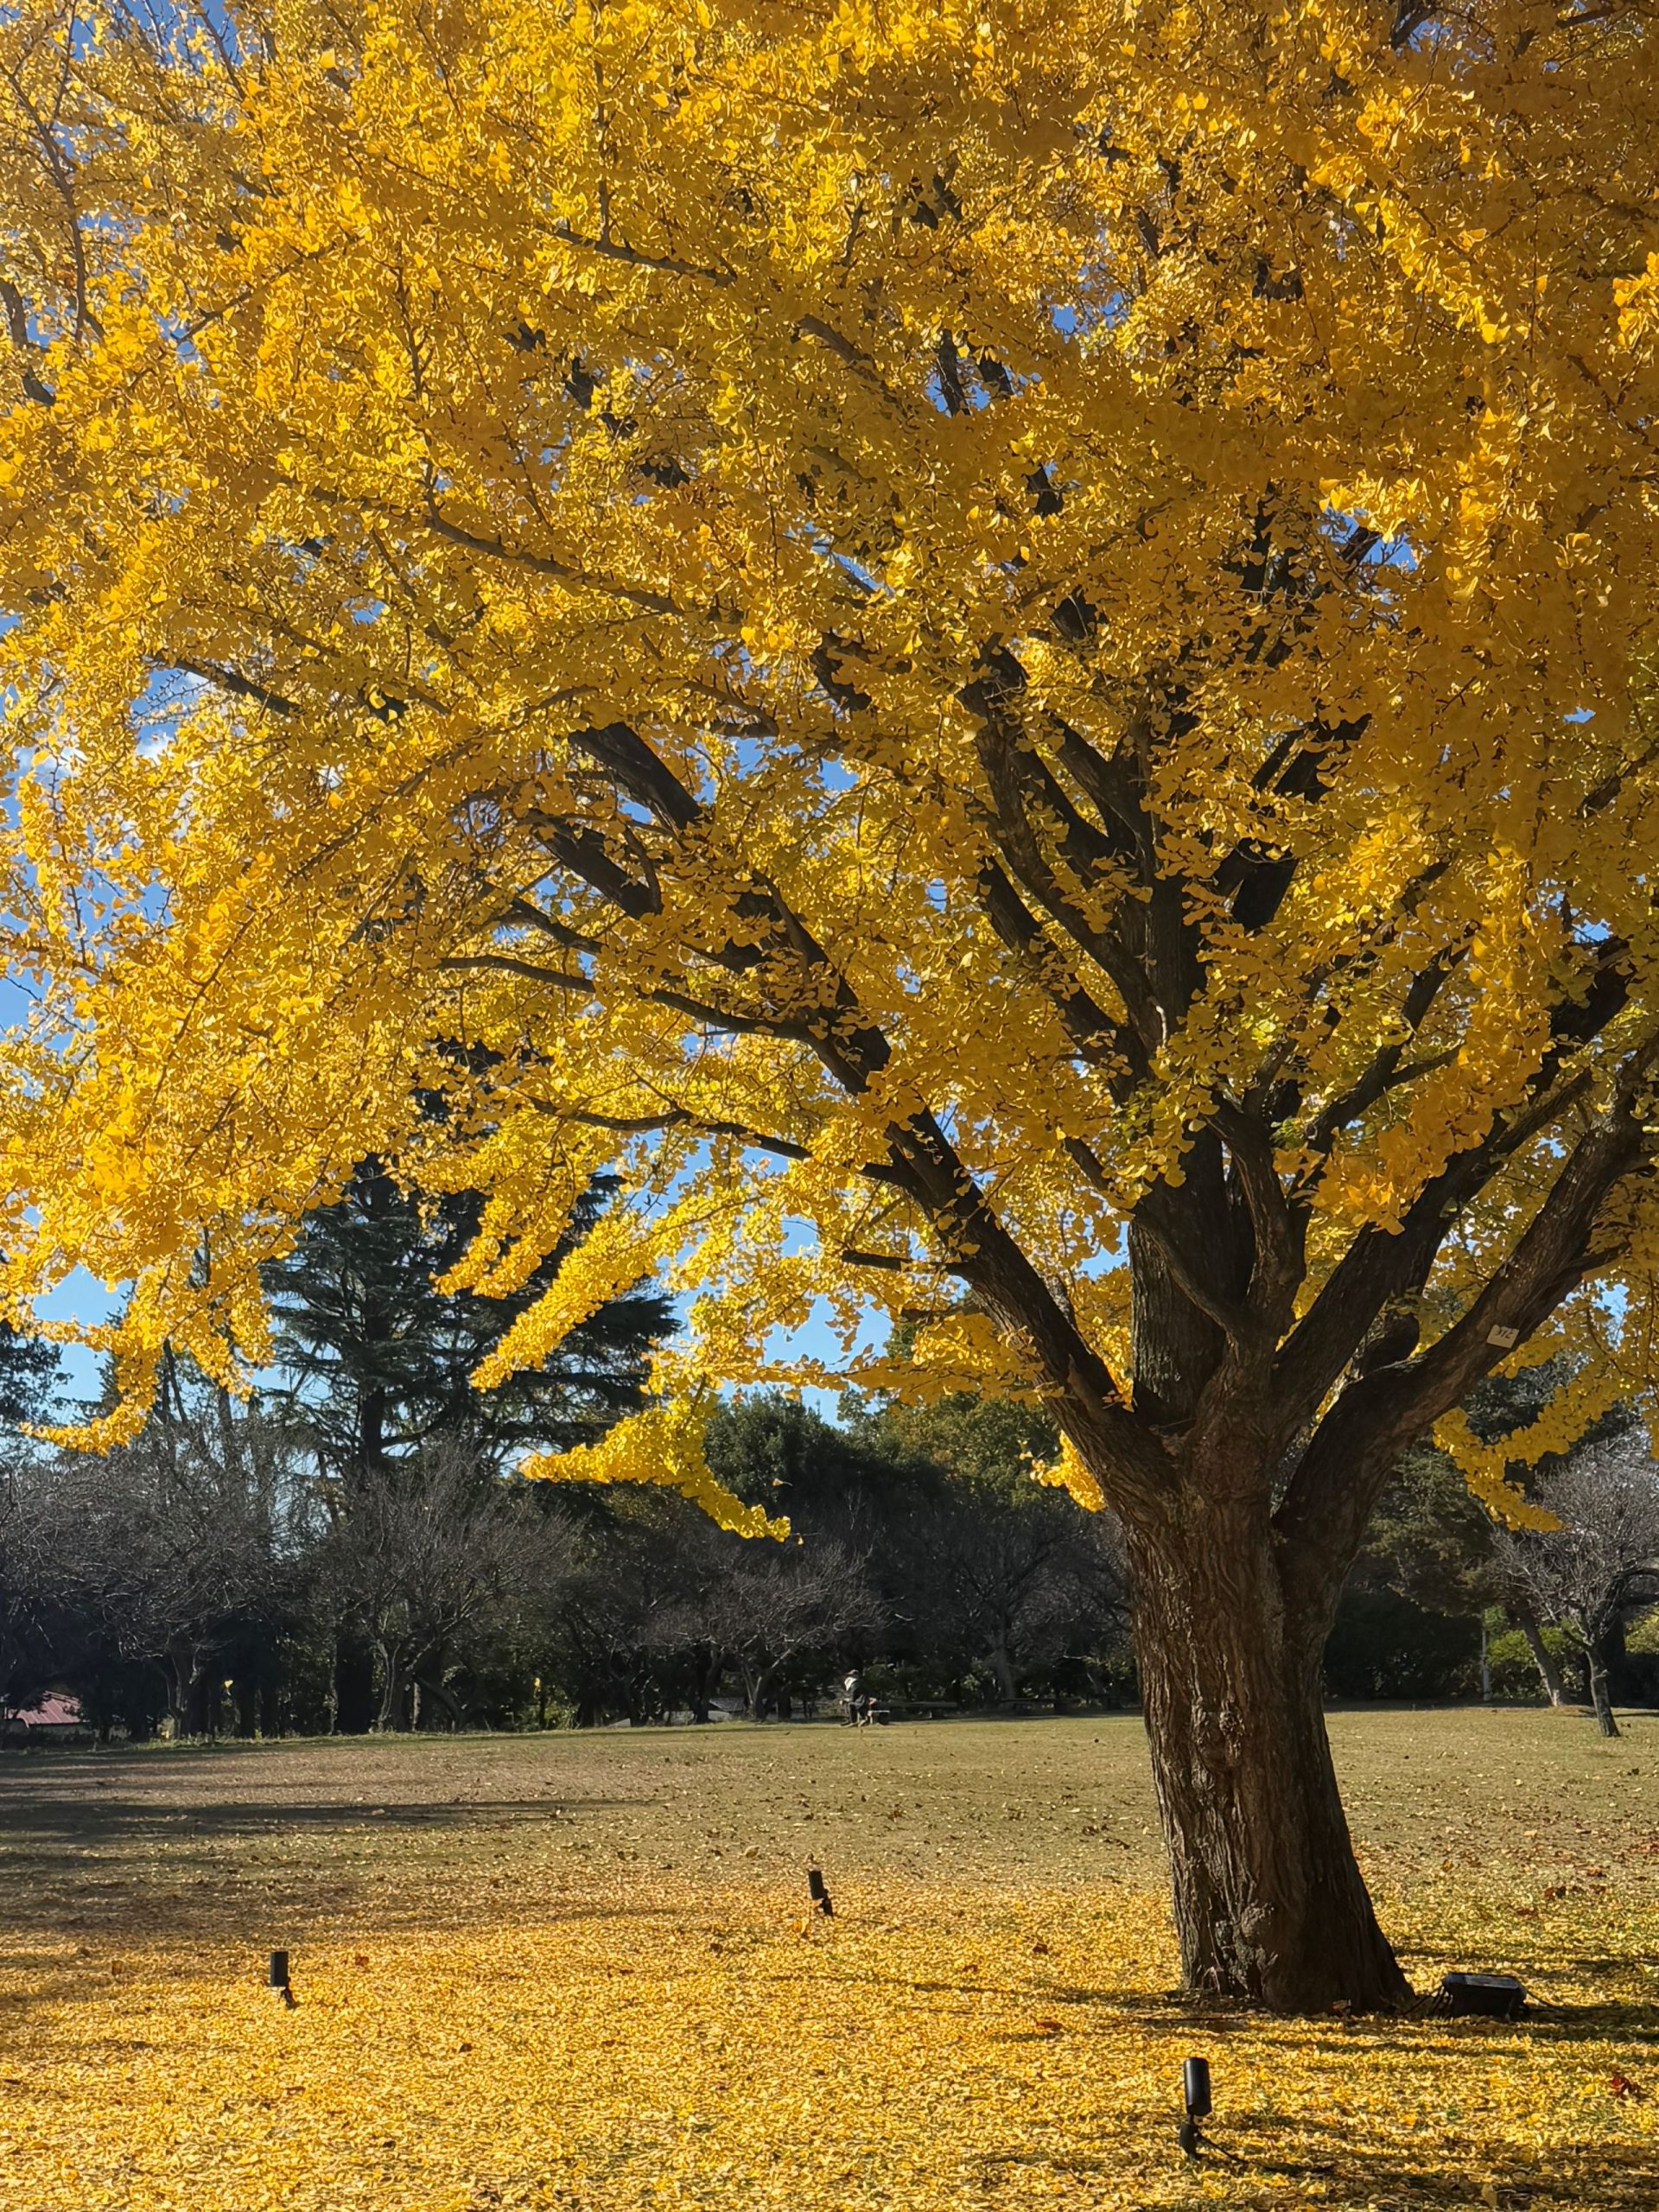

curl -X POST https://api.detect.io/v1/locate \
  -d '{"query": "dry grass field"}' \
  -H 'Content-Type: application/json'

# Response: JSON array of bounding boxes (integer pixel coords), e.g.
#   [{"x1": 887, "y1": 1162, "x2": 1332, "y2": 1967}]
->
[{"x1": 1, "y1": 1709, "x2": 1656, "y2": 2211}]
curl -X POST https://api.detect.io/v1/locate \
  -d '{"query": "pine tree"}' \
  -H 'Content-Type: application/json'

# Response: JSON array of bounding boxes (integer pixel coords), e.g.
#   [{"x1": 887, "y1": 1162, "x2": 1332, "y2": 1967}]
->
[
  {"x1": 264, "y1": 1166, "x2": 672, "y2": 1482},
  {"x1": 0, "y1": 1325, "x2": 58, "y2": 1434}
]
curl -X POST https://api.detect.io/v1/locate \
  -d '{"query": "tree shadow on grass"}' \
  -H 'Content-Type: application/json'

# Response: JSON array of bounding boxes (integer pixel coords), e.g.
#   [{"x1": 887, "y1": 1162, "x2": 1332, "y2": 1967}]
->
[
  {"x1": 0, "y1": 1764, "x2": 677, "y2": 2026},
  {"x1": 1226, "y1": 2126, "x2": 1659, "y2": 2210},
  {"x1": 0, "y1": 1773, "x2": 647, "y2": 1853},
  {"x1": 991, "y1": 2125, "x2": 1659, "y2": 2210}
]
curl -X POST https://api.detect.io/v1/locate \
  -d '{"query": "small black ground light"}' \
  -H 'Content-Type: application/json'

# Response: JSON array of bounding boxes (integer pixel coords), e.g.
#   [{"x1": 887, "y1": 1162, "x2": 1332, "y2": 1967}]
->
[
  {"x1": 806, "y1": 1866, "x2": 834, "y2": 1917},
  {"x1": 1433, "y1": 1973, "x2": 1526, "y2": 2020},
  {"x1": 268, "y1": 1949, "x2": 295, "y2": 2005},
  {"x1": 1179, "y1": 2056, "x2": 1212, "y2": 2158}
]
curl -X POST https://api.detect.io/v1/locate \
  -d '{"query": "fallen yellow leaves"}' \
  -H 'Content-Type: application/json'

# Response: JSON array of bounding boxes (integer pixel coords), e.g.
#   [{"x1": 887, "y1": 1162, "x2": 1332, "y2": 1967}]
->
[
  {"x1": 1, "y1": 1867, "x2": 1656, "y2": 2210},
  {"x1": 3, "y1": 1713, "x2": 1657, "y2": 2209}
]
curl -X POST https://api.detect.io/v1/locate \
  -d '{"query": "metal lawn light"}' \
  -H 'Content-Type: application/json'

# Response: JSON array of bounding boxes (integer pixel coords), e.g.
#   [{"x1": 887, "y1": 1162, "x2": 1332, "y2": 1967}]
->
[{"x1": 1179, "y1": 2056, "x2": 1212, "y2": 2159}]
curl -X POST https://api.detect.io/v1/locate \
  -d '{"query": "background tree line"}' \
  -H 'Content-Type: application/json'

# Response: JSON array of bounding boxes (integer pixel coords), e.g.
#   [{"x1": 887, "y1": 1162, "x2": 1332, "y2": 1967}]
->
[
  {"x1": 0, "y1": 1166, "x2": 1131, "y2": 1737},
  {"x1": 2, "y1": 1167, "x2": 1656, "y2": 1740}
]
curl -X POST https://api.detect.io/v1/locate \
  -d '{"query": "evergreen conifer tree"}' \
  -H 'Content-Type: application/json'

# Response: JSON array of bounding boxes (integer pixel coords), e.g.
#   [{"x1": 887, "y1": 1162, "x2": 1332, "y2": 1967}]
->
[{"x1": 264, "y1": 1167, "x2": 672, "y2": 1482}]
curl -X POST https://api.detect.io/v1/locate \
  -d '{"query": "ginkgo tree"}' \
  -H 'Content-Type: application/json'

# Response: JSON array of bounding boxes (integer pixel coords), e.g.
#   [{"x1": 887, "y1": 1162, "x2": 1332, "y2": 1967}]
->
[{"x1": 2, "y1": 0, "x2": 1658, "y2": 2009}]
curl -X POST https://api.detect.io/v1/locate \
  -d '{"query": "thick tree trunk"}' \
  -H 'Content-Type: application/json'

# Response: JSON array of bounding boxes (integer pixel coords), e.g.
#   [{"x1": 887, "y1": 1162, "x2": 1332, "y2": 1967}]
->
[
  {"x1": 164, "y1": 1639, "x2": 194, "y2": 1735},
  {"x1": 422, "y1": 1675, "x2": 468, "y2": 1731},
  {"x1": 690, "y1": 1649, "x2": 720, "y2": 1725},
  {"x1": 374, "y1": 1644, "x2": 404, "y2": 1732},
  {"x1": 1129, "y1": 1522, "x2": 1411, "y2": 2013}
]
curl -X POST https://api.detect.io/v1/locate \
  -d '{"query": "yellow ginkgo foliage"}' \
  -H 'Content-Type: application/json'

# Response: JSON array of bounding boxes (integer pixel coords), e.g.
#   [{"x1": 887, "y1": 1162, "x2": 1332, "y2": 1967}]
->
[{"x1": 1, "y1": 0, "x2": 1657, "y2": 2011}]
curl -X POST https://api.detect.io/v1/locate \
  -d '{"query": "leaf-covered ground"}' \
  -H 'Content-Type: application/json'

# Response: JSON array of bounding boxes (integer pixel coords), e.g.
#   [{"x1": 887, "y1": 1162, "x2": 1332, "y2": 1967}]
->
[{"x1": 1, "y1": 1711, "x2": 1656, "y2": 2210}]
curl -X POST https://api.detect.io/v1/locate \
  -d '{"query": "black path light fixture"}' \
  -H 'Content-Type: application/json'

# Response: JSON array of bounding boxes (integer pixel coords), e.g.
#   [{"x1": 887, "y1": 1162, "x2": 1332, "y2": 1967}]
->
[
  {"x1": 806, "y1": 1865, "x2": 835, "y2": 1917},
  {"x1": 1178, "y1": 2056, "x2": 1212, "y2": 2159},
  {"x1": 268, "y1": 1949, "x2": 296, "y2": 2006}
]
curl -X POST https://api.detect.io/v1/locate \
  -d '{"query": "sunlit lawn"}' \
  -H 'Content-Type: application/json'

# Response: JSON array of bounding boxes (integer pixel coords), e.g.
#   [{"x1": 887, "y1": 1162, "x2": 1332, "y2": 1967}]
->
[{"x1": 1, "y1": 1709, "x2": 1656, "y2": 2209}]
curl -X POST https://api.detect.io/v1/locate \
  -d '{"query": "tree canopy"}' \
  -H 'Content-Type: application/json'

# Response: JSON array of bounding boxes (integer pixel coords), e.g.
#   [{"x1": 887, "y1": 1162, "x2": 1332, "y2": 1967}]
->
[{"x1": 1, "y1": 0, "x2": 1655, "y2": 1509}]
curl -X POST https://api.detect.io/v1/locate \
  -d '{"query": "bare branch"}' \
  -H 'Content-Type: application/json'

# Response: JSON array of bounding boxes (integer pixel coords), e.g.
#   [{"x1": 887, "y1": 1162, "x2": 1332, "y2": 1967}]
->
[
  {"x1": 438, "y1": 953, "x2": 593, "y2": 992},
  {"x1": 419, "y1": 504, "x2": 682, "y2": 617},
  {"x1": 550, "y1": 219, "x2": 734, "y2": 289}
]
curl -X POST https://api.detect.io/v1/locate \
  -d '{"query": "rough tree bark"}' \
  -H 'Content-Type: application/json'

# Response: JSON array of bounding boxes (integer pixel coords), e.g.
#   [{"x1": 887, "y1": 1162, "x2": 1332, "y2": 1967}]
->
[
  {"x1": 986, "y1": 1633, "x2": 1018, "y2": 1708},
  {"x1": 373, "y1": 1648, "x2": 401, "y2": 1732},
  {"x1": 332, "y1": 1631, "x2": 378, "y2": 1735},
  {"x1": 1130, "y1": 1514, "x2": 1409, "y2": 2010},
  {"x1": 1034, "y1": 1081, "x2": 1649, "y2": 2011}
]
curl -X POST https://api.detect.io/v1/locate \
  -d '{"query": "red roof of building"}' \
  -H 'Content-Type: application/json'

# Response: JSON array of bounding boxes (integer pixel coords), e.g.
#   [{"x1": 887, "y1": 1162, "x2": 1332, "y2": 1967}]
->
[{"x1": 7, "y1": 1694, "x2": 83, "y2": 1727}]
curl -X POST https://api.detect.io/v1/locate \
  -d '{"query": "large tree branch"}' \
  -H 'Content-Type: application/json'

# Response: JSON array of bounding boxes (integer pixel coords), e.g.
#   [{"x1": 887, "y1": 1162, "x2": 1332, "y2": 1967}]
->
[
  {"x1": 500, "y1": 896, "x2": 601, "y2": 953},
  {"x1": 794, "y1": 315, "x2": 899, "y2": 403},
  {"x1": 1270, "y1": 1063, "x2": 1598, "y2": 1433},
  {"x1": 1301, "y1": 944, "x2": 1465, "y2": 1160},
  {"x1": 1065, "y1": 1132, "x2": 1249, "y2": 1344},
  {"x1": 524, "y1": 811, "x2": 662, "y2": 918},
  {"x1": 569, "y1": 721, "x2": 701, "y2": 830},
  {"x1": 555, "y1": 1106, "x2": 808, "y2": 1157},
  {"x1": 548, "y1": 219, "x2": 734, "y2": 289},
  {"x1": 439, "y1": 952, "x2": 593, "y2": 991},
  {"x1": 1303, "y1": 1046, "x2": 1459, "y2": 1159},
  {"x1": 497, "y1": 720, "x2": 1166, "y2": 1497},
  {"x1": 1211, "y1": 1100, "x2": 1304, "y2": 1331},
  {"x1": 1211, "y1": 718, "x2": 1367, "y2": 932},
  {"x1": 167, "y1": 656, "x2": 300, "y2": 718},
  {"x1": 962, "y1": 674, "x2": 1165, "y2": 1052},
  {"x1": 465, "y1": 705, "x2": 1183, "y2": 1516},
  {"x1": 978, "y1": 861, "x2": 1143, "y2": 1080},
  {"x1": 1020, "y1": 701, "x2": 1207, "y2": 1033},
  {"x1": 1272, "y1": 939, "x2": 1632, "y2": 1427},
  {"x1": 1274, "y1": 1068, "x2": 1655, "y2": 1630},
  {"x1": 417, "y1": 500, "x2": 683, "y2": 617},
  {"x1": 543, "y1": 1103, "x2": 911, "y2": 1179},
  {"x1": 1242, "y1": 863, "x2": 1457, "y2": 1126}
]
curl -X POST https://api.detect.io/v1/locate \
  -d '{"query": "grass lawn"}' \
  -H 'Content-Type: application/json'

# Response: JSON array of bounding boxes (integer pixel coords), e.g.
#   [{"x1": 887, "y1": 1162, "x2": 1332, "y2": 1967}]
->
[{"x1": 1, "y1": 1707, "x2": 1656, "y2": 2210}]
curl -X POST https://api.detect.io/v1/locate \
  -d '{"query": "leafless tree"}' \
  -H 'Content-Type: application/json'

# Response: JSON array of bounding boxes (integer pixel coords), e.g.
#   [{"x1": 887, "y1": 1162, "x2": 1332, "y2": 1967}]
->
[
  {"x1": 896, "y1": 1484, "x2": 1128, "y2": 1706},
  {"x1": 1493, "y1": 1432, "x2": 1659, "y2": 1737},
  {"x1": 317, "y1": 1445, "x2": 539, "y2": 1729},
  {"x1": 522, "y1": 1492, "x2": 713, "y2": 1726},
  {"x1": 0, "y1": 1449, "x2": 55, "y2": 1716},
  {"x1": 9, "y1": 1384, "x2": 307, "y2": 1732},
  {"x1": 701, "y1": 1532, "x2": 885, "y2": 1718}
]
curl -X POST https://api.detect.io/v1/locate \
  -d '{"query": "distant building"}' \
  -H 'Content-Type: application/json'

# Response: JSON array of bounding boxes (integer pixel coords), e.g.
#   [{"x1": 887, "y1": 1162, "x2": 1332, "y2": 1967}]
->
[{"x1": 3, "y1": 1692, "x2": 87, "y2": 1743}]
